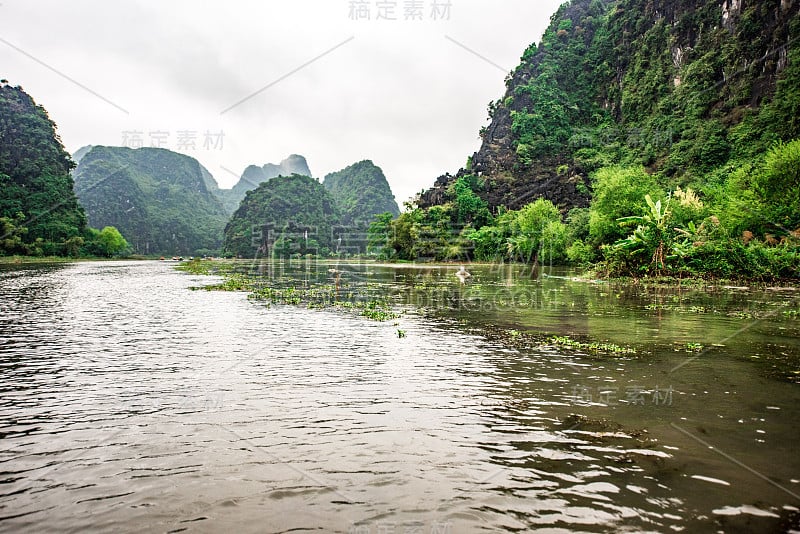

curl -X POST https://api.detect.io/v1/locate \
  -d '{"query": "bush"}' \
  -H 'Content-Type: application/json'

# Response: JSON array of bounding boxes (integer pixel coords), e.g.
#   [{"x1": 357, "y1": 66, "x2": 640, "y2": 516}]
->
[
  {"x1": 82, "y1": 226, "x2": 130, "y2": 257},
  {"x1": 540, "y1": 220, "x2": 569, "y2": 264},
  {"x1": 755, "y1": 139, "x2": 800, "y2": 230},
  {"x1": 685, "y1": 239, "x2": 800, "y2": 280},
  {"x1": 588, "y1": 166, "x2": 665, "y2": 247},
  {"x1": 509, "y1": 199, "x2": 565, "y2": 263},
  {"x1": 566, "y1": 239, "x2": 596, "y2": 265}
]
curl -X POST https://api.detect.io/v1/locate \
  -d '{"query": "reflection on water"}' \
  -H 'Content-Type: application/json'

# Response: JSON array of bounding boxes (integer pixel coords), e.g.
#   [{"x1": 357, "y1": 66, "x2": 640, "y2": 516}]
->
[{"x1": 0, "y1": 260, "x2": 798, "y2": 532}]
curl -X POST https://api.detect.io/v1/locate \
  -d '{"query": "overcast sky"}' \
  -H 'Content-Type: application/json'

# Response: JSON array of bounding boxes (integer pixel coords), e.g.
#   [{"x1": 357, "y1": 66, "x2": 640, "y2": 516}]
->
[{"x1": 2, "y1": 0, "x2": 563, "y2": 205}]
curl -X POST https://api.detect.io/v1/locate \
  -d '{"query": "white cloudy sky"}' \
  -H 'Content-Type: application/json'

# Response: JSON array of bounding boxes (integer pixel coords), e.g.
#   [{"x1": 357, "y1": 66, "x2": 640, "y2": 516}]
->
[{"x1": 1, "y1": 0, "x2": 562, "y2": 205}]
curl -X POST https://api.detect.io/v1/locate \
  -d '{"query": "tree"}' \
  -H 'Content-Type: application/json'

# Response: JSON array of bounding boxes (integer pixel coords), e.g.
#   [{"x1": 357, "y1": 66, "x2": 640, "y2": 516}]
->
[
  {"x1": 0, "y1": 86, "x2": 87, "y2": 253},
  {"x1": 755, "y1": 140, "x2": 800, "y2": 231},
  {"x1": 367, "y1": 212, "x2": 395, "y2": 257},
  {"x1": 83, "y1": 226, "x2": 130, "y2": 257},
  {"x1": 0, "y1": 213, "x2": 29, "y2": 255},
  {"x1": 508, "y1": 199, "x2": 564, "y2": 263},
  {"x1": 97, "y1": 226, "x2": 129, "y2": 256},
  {"x1": 451, "y1": 176, "x2": 491, "y2": 227}
]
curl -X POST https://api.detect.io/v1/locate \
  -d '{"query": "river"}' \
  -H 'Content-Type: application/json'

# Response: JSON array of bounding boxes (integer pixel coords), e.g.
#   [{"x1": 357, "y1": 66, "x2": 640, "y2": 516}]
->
[{"x1": 1, "y1": 260, "x2": 798, "y2": 533}]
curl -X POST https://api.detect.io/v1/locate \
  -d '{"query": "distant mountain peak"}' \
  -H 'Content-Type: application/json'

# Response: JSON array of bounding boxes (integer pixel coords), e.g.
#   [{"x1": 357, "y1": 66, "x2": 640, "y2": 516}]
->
[
  {"x1": 280, "y1": 154, "x2": 311, "y2": 176},
  {"x1": 72, "y1": 145, "x2": 94, "y2": 164},
  {"x1": 222, "y1": 154, "x2": 313, "y2": 214}
]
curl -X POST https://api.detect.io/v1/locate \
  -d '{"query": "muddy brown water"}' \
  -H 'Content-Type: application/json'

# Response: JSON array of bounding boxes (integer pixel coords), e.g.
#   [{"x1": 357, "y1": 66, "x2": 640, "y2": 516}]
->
[{"x1": 1, "y1": 260, "x2": 798, "y2": 532}]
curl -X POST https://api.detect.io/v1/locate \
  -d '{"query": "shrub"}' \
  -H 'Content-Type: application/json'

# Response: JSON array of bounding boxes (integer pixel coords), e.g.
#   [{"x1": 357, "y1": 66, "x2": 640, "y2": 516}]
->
[{"x1": 588, "y1": 166, "x2": 664, "y2": 247}]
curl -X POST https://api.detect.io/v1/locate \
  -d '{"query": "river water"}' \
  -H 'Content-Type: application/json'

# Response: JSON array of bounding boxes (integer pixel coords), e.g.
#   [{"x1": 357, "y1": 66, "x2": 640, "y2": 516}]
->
[{"x1": 1, "y1": 260, "x2": 799, "y2": 533}]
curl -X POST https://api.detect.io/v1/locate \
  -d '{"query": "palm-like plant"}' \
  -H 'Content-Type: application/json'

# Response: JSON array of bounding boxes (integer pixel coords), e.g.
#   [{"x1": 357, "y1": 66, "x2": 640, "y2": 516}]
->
[{"x1": 613, "y1": 194, "x2": 685, "y2": 272}]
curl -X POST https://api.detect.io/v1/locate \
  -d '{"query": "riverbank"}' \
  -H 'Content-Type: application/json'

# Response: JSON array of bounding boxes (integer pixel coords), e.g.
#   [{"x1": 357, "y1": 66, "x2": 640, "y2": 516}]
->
[
  {"x1": 0, "y1": 254, "x2": 164, "y2": 264},
  {"x1": 0, "y1": 255, "x2": 87, "y2": 265}
]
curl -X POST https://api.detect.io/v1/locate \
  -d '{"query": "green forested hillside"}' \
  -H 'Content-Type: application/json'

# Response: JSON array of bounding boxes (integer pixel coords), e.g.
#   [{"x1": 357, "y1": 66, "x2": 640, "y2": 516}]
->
[
  {"x1": 421, "y1": 0, "x2": 799, "y2": 211},
  {"x1": 73, "y1": 146, "x2": 227, "y2": 256},
  {"x1": 223, "y1": 174, "x2": 339, "y2": 258},
  {"x1": 0, "y1": 83, "x2": 89, "y2": 256},
  {"x1": 387, "y1": 0, "x2": 800, "y2": 279},
  {"x1": 323, "y1": 160, "x2": 400, "y2": 224}
]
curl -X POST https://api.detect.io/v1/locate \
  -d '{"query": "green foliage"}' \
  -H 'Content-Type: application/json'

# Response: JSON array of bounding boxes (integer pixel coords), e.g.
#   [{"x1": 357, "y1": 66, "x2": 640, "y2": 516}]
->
[
  {"x1": 0, "y1": 85, "x2": 87, "y2": 255},
  {"x1": 684, "y1": 240, "x2": 800, "y2": 280},
  {"x1": 73, "y1": 147, "x2": 227, "y2": 256},
  {"x1": 588, "y1": 166, "x2": 664, "y2": 247},
  {"x1": 82, "y1": 226, "x2": 130, "y2": 257},
  {"x1": 508, "y1": 0, "x2": 613, "y2": 162},
  {"x1": 468, "y1": 199, "x2": 569, "y2": 264},
  {"x1": 223, "y1": 174, "x2": 339, "y2": 258},
  {"x1": 367, "y1": 212, "x2": 395, "y2": 257},
  {"x1": 709, "y1": 140, "x2": 800, "y2": 239},
  {"x1": 407, "y1": 205, "x2": 457, "y2": 260},
  {"x1": 469, "y1": 210, "x2": 515, "y2": 260},
  {"x1": 0, "y1": 213, "x2": 29, "y2": 255},
  {"x1": 609, "y1": 194, "x2": 689, "y2": 274},
  {"x1": 600, "y1": 173, "x2": 800, "y2": 280},
  {"x1": 757, "y1": 31, "x2": 800, "y2": 144},
  {"x1": 549, "y1": 335, "x2": 636, "y2": 355},
  {"x1": 385, "y1": 210, "x2": 417, "y2": 260},
  {"x1": 566, "y1": 207, "x2": 590, "y2": 241},
  {"x1": 708, "y1": 163, "x2": 763, "y2": 236},
  {"x1": 754, "y1": 140, "x2": 800, "y2": 231},
  {"x1": 540, "y1": 220, "x2": 569, "y2": 264},
  {"x1": 384, "y1": 197, "x2": 572, "y2": 265},
  {"x1": 323, "y1": 160, "x2": 400, "y2": 225},
  {"x1": 508, "y1": 199, "x2": 565, "y2": 263},
  {"x1": 566, "y1": 239, "x2": 595, "y2": 265},
  {"x1": 450, "y1": 175, "x2": 491, "y2": 227}
]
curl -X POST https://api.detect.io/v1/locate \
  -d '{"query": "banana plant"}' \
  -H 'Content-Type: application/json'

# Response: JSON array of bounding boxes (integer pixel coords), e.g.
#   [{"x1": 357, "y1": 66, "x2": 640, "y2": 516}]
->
[{"x1": 612, "y1": 194, "x2": 688, "y2": 272}]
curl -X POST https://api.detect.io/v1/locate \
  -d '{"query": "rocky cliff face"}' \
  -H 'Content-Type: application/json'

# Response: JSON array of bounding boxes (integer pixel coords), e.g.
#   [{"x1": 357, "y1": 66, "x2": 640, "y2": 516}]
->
[{"x1": 419, "y1": 0, "x2": 799, "y2": 212}]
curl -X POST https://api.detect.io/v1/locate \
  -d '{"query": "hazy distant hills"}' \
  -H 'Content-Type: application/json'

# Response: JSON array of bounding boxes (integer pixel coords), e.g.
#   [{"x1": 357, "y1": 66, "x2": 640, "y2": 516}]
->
[
  {"x1": 323, "y1": 160, "x2": 400, "y2": 225},
  {"x1": 72, "y1": 144, "x2": 94, "y2": 165},
  {"x1": 71, "y1": 145, "x2": 401, "y2": 257},
  {"x1": 222, "y1": 154, "x2": 312, "y2": 214},
  {"x1": 73, "y1": 146, "x2": 228, "y2": 256}
]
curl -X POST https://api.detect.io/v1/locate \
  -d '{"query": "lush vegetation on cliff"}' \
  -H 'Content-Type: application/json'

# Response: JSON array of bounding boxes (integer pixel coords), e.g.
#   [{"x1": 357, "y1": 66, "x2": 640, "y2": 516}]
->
[
  {"x1": 223, "y1": 174, "x2": 339, "y2": 258},
  {"x1": 323, "y1": 160, "x2": 400, "y2": 225},
  {"x1": 73, "y1": 146, "x2": 227, "y2": 256},
  {"x1": 381, "y1": 0, "x2": 800, "y2": 280},
  {"x1": 0, "y1": 84, "x2": 128, "y2": 258}
]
